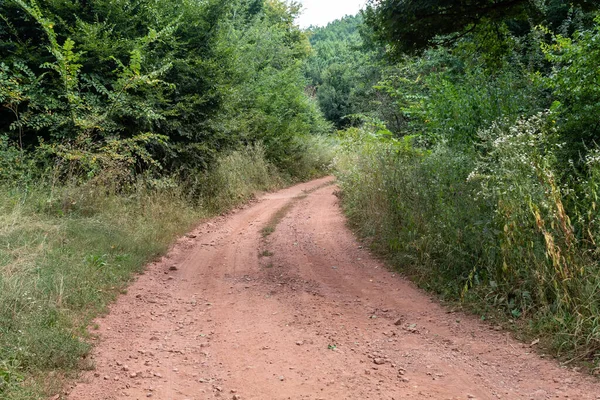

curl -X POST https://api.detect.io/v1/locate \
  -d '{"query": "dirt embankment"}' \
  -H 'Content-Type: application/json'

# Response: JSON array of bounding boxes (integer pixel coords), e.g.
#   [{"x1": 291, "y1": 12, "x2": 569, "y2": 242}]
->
[{"x1": 68, "y1": 177, "x2": 600, "y2": 400}]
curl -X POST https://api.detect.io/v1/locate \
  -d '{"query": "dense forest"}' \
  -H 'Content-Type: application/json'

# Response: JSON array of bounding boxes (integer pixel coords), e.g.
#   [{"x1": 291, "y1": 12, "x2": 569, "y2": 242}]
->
[{"x1": 3, "y1": 0, "x2": 600, "y2": 397}]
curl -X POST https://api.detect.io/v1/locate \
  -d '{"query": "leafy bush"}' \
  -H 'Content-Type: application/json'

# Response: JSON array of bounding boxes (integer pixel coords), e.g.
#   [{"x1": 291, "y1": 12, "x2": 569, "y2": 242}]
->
[
  {"x1": 335, "y1": 129, "x2": 485, "y2": 297},
  {"x1": 0, "y1": 0, "x2": 329, "y2": 182},
  {"x1": 0, "y1": 136, "x2": 38, "y2": 183},
  {"x1": 197, "y1": 144, "x2": 283, "y2": 211},
  {"x1": 542, "y1": 15, "x2": 600, "y2": 159}
]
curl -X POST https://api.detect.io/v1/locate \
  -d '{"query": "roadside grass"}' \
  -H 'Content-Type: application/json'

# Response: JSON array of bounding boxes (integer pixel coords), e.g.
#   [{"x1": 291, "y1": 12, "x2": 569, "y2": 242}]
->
[
  {"x1": 0, "y1": 183, "x2": 202, "y2": 399},
  {"x1": 0, "y1": 142, "x2": 334, "y2": 399},
  {"x1": 334, "y1": 125, "x2": 600, "y2": 373}
]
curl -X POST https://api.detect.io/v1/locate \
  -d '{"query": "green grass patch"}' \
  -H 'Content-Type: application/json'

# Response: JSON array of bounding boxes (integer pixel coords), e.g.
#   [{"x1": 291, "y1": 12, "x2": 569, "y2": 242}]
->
[
  {"x1": 0, "y1": 184, "x2": 201, "y2": 400},
  {"x1": 259, "y1": 250, "x2": 274, "y2": 257},
  {"x1": 261, "y1": 201, "x2": 299, "y2": 238}
]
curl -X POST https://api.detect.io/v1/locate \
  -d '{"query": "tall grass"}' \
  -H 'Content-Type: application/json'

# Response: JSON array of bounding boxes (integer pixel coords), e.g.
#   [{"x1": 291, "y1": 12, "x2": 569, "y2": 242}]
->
[
  {"x1": 0, "y1": 140, "x2": 334, "y2": 399},
  {"x1": 335, "y1": 116, "x2": 600, "y2": 368},
  {"x1": 0, "y1": 181, "x2": 199, "y2": 399}
]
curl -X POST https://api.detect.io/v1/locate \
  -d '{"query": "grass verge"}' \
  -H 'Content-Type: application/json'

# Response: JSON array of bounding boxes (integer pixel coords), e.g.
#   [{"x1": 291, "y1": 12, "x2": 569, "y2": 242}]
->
[{"x1": 334, "y1": 126, "x2": 600, "y2": 373}]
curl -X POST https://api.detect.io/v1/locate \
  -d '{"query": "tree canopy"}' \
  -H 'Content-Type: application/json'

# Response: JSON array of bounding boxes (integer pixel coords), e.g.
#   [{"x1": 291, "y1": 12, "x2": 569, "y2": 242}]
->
[{"x1": 363, "y1": 0, "x2": 596, "y2": 55}]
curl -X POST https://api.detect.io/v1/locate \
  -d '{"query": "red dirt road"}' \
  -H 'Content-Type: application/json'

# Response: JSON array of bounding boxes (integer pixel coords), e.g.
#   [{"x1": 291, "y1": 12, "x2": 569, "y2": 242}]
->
[{"x1": 68, "y1": 177, "x2": 600, "y2": 400}]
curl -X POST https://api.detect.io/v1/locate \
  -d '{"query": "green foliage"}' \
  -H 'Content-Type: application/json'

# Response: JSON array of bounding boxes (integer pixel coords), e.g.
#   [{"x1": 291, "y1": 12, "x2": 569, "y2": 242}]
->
[
  {"x1": 469, "y1": 113, "x2": 600, "y2": 356},
  {"x1": 288, "y1": 134, "x2": 337, "y2": 179},
  {"x1": 329, "y1": 3, "x2": 600, "y2": 367},
  {"x1": 211, "y1": 4, "x2": 331, "y2": 168},
  {"x1": 304, "y1": 15, "x2": 385, "y2": 129},
  {"x1": 197, "y1": 144, "x2": 283, "y2": 212},
  {"x1": 335, "y1": 129, "x2": 484, "y2": 299},
  {"x1": 303, "y1": 11, "x2": 549, "y2": 140},
  {"x1": 0, "y1": 0, "x2": 328, "y2": 181},
  {"x1": 350, "y1": 40, "x2": 547, "y2": 144},
  {"x1": 0, "y1": 136, "x2": 38, "y2": 183},
  {"x1": 336, "y1": 117, "x2": 600, "y2": 364},
  {"x1": 363, "y1": 0, "x2": 595, "y2": 56},
  {"x1": 541, "y1": 16, "x2": 600, "y2": 158},
  {"x1": 419, "y1": 61, "x2": 546, "y2": 145}
]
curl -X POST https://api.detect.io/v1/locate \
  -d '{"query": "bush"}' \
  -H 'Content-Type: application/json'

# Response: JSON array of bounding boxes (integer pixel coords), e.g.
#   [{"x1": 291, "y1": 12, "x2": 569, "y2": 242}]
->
[
  {"x1": 0, "y1": 136, "x2": 39, "y2": 184},
  {"x1": 197, "y1": 144, "x2": 283, "y2": 211},
  {"x1": 335, "y1": 128, "x2": 485, "y2": 295},
  {"x1": 542, "y1": 16, "x2": 600, "y2": 157}
]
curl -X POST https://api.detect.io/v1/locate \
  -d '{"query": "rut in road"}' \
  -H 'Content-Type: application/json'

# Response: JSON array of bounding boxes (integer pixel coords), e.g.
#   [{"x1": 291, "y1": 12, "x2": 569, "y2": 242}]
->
[{"x1": 69, "y1": 177, "x2": 600, "y2": 400}]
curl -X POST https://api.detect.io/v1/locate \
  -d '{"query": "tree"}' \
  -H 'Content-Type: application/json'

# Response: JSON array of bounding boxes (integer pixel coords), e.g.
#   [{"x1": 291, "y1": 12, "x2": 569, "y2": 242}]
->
[
  {"x1": 0, "y1": 0, "x2": 327, "y2": 179},
  {"x1": 363, "y1": 0, "x2": 595, "y2": 56},
  {"x1": 304, "y1": 15, "x2": 387, "y2": 129}
]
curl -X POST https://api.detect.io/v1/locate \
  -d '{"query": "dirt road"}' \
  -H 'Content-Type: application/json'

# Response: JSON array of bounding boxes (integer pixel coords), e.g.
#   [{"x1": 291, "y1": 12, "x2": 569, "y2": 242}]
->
[{"x1": 68, "y1": 177, "x2": 600, "y2": 400}]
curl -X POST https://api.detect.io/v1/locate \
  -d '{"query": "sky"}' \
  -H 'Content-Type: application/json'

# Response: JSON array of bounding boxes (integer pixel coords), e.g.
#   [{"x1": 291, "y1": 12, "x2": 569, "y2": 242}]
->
[{"x1": 296, "y1": 0, "x2": 367, "y2": 28}]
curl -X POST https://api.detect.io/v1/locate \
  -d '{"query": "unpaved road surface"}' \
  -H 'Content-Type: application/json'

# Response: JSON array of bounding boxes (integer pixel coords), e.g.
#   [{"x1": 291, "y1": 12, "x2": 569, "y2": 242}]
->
[{"x1": 69, "y1": 177, "x2": 600, "y2": 400}]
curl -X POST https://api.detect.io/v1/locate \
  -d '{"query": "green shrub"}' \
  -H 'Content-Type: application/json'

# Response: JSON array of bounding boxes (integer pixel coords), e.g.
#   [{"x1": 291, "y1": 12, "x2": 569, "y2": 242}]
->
[
  {"x1": 197, "y1": 144, "x2": 282, "y2": 211},
  {"x1": 0, "y1": 136, "x2": 39, "y2": 183},
  {"x1": 542, "y1": 15, "x2": 600, "y2": 157}
]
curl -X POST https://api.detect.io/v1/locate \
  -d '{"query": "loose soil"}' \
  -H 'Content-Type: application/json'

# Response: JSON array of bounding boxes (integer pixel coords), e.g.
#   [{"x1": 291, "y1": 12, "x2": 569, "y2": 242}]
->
[{"x1": 68, "y1": 177, "x2": 600, "y2": 400}]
